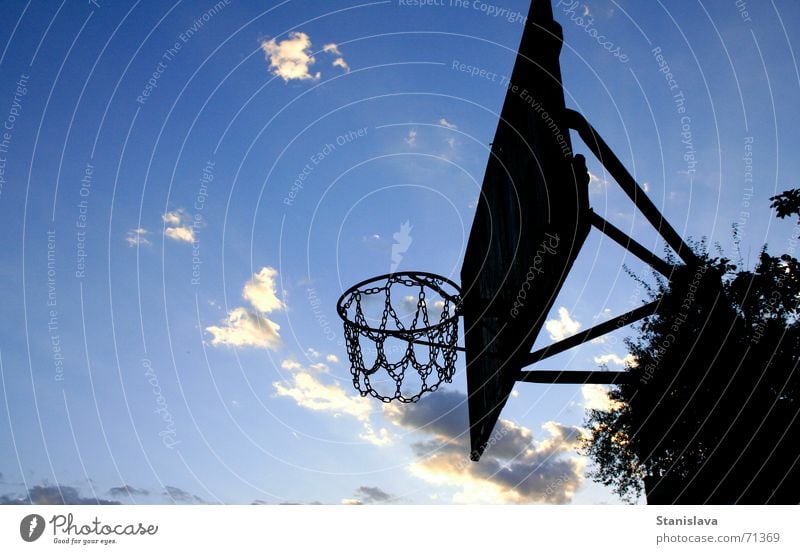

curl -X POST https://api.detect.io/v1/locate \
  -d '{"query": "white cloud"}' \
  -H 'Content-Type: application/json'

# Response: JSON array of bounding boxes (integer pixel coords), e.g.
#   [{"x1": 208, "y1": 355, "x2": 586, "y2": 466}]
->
[
  {"x1": 405, "y1": 129, "x2": 417, "y2": 146},
  {"x1": 545, "y1": 307, "x2": 581, "y2": 341},
  {"x1": 162, "y1": 209, "x2": 195, "y2": 243},
  {"x1": 243, "y1": 267, "x2": 284, "y2": 313},
  {"x1": 306, "y1": 348, "x2": 320, "y2": 358},
  {"x1": 206, "y1": 307, "x2": 281, "y2": 350},
  {"x1": 165, "y1": 226, "x2": 195, "y2": 243},
  {"x1": 281, "y1": 359, "x2": 303, "y2": 371},
  {"x1": 581, "y1": 384, "x2": 622, "y2": 412},
  {"x1": 274, "y1": 357, "x2": 393, "y2": 446},
  {"x1": 126, "y1": 228, "x2": 150, "y2": 247},
  {"x1": 438, "y1": 118, "x2": 457, "y2": 129},
  {"x1": 274, "y1": 371, "x2": 372, "y2": 421},
  {"x1": 162, "y1": 211, "x2": 182, "y2": 225},
  {"x1": 446, "y1": 137, "x2": 456, "y2": 149},
  {"x1": 325, "y1": 354, "x2": 339, "y2": 363},
  {"x1": 206, "y1": 267, "x2": 284, "y2": 350},
  {"x1": 341, "y1": 498, "x2": 362, "y2": 505},
  {"x1": 261, "y1": 32, "x2": 320, "y2": 82},
  {"x1": 593, "y1": 353, "x2": 637, "y2": 367}
]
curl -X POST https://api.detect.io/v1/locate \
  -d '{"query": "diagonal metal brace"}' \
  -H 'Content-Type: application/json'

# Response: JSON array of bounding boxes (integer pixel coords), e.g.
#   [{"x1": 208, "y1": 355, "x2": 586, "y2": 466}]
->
[
  {"x1": 590, "y1": 211, "x2": 676, "y2": 277},
  {"x1": 564, "y1": 109, "x2": 699, "y2": 266},
  {"x1": 518, "y1": 369, "x2": 632, "y2": 385},
  {"x1": 520, "y1": 299, "x2": 662, "y2": 368}
]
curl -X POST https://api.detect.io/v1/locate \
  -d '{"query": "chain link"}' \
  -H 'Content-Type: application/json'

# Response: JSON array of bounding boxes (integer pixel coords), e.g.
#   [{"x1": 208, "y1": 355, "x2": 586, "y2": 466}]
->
[{"x1": 340, "y1": 274, "x2": 460, "y2": 403}]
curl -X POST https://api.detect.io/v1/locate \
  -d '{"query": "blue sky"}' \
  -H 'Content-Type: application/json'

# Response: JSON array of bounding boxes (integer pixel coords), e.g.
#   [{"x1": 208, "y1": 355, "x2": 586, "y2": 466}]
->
[{"x1": 1, "y1": 0, "x2": 799, "y2": 505}]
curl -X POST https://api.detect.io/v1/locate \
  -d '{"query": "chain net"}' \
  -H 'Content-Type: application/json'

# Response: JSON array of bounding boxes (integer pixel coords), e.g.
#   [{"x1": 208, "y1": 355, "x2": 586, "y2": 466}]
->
[{"x1": 337, "y1": 273, "x2": 461, "y2": 403}]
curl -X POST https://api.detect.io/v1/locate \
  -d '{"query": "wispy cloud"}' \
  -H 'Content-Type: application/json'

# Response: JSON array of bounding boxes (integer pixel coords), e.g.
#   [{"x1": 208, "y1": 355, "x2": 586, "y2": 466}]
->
[
  {"x1": 164, "y1": 485, "x2": 205, "y2": 505},
  {"x1": 341, "y1": 485, "x2": 395, "y2": 505},
  {"x1": 1, "y1": 485, "x2": 120, "y2": 505},
  {"x1": 126, "y1": 228, "x2": 150, "y2": 247},
  {"x1": 437, "y1": 118, "x2": 457, "y2": 129},
  {"x1": 323, "y1": 43, "x2": 350, "y2": 72},
  {"x1": 274, "y1": 358, "x2": 392, "y2": 446},
  {"x1": 108, "y1": 484, "x2": 150, "y2": 497},
  {"x1": 206, "y1": 307, "x2": 281, "y2": 350},
  {"x1": 274, "y1": 370, "x2": 372, "y2": 421},
  {"x1": 405, "y1": 129, "x2": 417, "y2": 146},
  {"x1": 261, "y1": 32, "x2": 320, "y2": 82}
]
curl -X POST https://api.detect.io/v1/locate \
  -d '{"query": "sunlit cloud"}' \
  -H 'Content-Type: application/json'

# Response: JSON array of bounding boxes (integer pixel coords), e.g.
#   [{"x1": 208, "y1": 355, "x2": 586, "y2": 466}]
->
[
  {"x1": 274, "y1": 370, "x2": 372, "y2": 421},
  {"x1": 207, "y1": 267, "x2": 285, "y2": 350},
  {"x1": 274, "y1": 358, "x2": 392, "y2": 445},
  {"x1": 582, "y1": 384, "x2": 622, "y2": 412},
  {"x1": 383, "y1": 390, "x2": 584, "y2": 503},
  {"x1": 206, "y1": 307, "x2": 281, "y2": 350},
  {"x1": 261, "y1": 32, "x2": 320, "y2": 82},
  {"x1": 593, "y1": 353, "x2": 637, "y2": 368},
  {"x1": 162, "y1": 209, "x2": 195, "y2": 243},
  {"x1": 545, "y1": 307, "x2": 581, "y2": 341},
  {"x1": 438, "y1": 118, "x2": 457, "y2": 129},
  {"x1": 243, "y1": 267, "x2": 284, "y2": 313}
]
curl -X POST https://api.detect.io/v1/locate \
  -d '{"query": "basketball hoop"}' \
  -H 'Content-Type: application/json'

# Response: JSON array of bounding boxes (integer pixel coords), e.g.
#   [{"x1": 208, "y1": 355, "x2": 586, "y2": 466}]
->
[{"x1": 336, "y1": 272, "x2": 462, "y2": 403}]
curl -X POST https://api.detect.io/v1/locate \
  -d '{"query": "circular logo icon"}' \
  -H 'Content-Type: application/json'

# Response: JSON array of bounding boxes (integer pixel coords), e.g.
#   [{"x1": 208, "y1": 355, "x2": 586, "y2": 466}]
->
[{"x1": 20, "y1": 514, "x2": 45, "y2": 542}]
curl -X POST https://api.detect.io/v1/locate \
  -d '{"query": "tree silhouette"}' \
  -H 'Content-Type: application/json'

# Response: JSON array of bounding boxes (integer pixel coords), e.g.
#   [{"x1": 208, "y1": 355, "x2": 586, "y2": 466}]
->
[{"x1": 583, "y1": 196, "x2": 800, "y2": 504}]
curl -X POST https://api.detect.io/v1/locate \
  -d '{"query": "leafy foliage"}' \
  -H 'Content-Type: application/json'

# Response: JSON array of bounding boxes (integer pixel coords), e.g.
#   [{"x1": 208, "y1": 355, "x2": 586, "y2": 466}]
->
[
  {"x1": 583, "y1": 210, "x2": 800, "y2": 504},
  {"x1": 769, "y1": 188, "x2": 800, "y2": 222}
]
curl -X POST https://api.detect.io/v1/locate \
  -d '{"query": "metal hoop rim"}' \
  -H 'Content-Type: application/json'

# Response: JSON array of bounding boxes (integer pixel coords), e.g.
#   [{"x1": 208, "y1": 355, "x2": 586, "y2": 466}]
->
[{"x1": 336, "y1": 271, "x2": 462, "y2": 337}]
